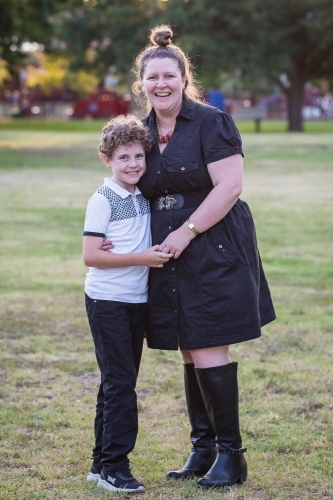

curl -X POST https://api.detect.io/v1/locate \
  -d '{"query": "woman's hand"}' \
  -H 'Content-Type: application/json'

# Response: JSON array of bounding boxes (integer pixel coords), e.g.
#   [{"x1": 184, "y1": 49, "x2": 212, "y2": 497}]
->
[
  {"x1": 101, "y1": 239, "x2": 114, "y2": 252},
  {"x1": 158, "y1": 225, "x2": 195, "y2": 259}
]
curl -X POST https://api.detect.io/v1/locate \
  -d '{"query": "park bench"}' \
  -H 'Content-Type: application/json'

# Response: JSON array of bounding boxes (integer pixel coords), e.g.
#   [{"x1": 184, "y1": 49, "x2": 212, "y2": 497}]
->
[{"x1": 231, "y1": 106, "x2": 267, "y2": 132}]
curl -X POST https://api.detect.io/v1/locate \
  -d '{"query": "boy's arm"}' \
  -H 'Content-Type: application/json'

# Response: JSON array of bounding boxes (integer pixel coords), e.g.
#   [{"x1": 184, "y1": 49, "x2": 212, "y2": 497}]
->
[{"x1": 83, "y1": 236, "x2": 172, "y2": 268}]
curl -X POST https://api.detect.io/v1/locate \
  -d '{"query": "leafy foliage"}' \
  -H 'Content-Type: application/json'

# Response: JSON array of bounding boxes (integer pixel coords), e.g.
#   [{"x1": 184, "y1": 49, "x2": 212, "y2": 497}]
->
[
  {"x1": 0, "y1": 58, "x2": 10, "y2": 85},
  {"x1": 0, "y1": 0, "x2": 68, "y2": 75},
  {"x1": 155, "y1": 0, "x2": 333, "y2": 129},
  {"x1": 56, "y1": 0, "x2": 333, "y2": 90},
  {"x1": 26, "y1": 53, "x2": 99, "y2": 95},
  {"x1": 58, "y1": 0, "x2": 333, "y2": 129},
  {"x1": 58, "y1": 0, "x2": 166, "y2": 82}
]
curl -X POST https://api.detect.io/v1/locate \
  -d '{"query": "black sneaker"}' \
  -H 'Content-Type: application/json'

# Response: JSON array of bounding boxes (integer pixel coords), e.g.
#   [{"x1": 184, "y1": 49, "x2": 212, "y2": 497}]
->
[
  {"x1": 87, "y1": 461, "x2": 102, "y2": 482},
  {"x1": 97, "y1": 468, "x2": 145, "y2": 492}
]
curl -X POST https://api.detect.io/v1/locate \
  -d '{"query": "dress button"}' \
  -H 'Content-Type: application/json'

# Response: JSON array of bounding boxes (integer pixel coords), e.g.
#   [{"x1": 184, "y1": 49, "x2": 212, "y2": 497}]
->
[
  {"x1": 219, "y1": 245, "x2": 223, "y2": 248},
  {"x1": 157, "y1": 171, "x2": 160, "y2": 174},
  {"x1": 165, "y1": 190, "x2": 169, "y2": 193},
  {"x1": 172, "y1": 267, "x2": 175, "y2": 271},
  {"x1": 174, "y1": 309, "x2": 178, "y2": 313},
  {"x1": 181, "y1": 167, "x2": 185, "y2": 171},
  {"x1": 172, "y1": 288, "x2": 176, "y2": 292},
  {"x1": 168, "y1": 225, "x2": 172, "y2": 229}
]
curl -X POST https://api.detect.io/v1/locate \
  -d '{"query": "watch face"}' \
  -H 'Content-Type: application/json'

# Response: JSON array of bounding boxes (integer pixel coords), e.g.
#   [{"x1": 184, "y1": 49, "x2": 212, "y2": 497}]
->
[{"x1": 187, "y1": 219, "x2": 199, "y2": 235}]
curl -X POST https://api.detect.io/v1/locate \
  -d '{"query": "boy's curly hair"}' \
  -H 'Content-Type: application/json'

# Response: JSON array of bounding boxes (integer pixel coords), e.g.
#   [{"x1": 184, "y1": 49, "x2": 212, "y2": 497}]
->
[{"x1": 99, "y1": 114, "x2": 154, "y2": 161}]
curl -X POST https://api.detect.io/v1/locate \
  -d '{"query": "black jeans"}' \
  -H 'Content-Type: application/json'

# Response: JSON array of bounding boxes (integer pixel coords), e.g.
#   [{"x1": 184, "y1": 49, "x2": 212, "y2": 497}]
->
[{"x1": 85, "y1": 294, "x2": 146, "y2": 471}]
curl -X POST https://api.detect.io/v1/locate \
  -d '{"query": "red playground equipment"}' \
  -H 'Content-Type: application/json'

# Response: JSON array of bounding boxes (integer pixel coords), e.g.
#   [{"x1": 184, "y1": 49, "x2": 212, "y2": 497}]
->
[{"x1": 72, "y1": 90, "x2": 129, "y2": 119}]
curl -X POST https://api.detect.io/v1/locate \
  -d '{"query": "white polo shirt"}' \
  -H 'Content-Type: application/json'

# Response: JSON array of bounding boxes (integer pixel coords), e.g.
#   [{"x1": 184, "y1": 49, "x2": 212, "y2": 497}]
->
[{"x1": 84, "y1": 178, "x2": 151, "y2": 303}]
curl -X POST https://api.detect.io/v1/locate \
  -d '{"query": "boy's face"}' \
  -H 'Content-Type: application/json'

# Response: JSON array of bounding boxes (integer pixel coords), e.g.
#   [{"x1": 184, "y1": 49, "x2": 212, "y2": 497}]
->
[{"x1": 106, "y1": 142, "x2": 146, "y2": 193}]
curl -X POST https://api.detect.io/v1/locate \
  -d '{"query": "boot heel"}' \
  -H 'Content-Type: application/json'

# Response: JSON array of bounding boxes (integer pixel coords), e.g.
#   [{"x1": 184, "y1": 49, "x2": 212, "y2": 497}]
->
[{"x1": 236, "y1": 473, "x2": 247, "y2": 484}]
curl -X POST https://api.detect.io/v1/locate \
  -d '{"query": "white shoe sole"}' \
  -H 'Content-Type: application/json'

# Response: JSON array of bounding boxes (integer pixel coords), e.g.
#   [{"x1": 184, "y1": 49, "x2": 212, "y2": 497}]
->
[
  {"x1": 87, "y1": 472, "x2": 101, "y2": 482},
  {"x1": 97, "y1": 478, "x2": 144, "y2": 492}
]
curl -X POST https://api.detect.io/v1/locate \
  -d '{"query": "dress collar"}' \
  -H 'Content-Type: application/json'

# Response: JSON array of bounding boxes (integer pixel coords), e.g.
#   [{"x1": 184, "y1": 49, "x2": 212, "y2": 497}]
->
[
  {"x1": 178, "y1": 97, "x2": 196, "y2": 120},
  {"x1": 148, "y1": 97, "x2": 196, "y2": 122}
]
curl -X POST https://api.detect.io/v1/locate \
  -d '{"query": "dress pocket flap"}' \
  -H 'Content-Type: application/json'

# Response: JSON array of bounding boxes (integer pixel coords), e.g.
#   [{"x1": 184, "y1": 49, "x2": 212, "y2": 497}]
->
[
  {"x1": 210, "y1": 224, "x2": 239, "y2": 264},
  {"x1": 167, "y1": 161, "x2": 198, "y2": 173}
]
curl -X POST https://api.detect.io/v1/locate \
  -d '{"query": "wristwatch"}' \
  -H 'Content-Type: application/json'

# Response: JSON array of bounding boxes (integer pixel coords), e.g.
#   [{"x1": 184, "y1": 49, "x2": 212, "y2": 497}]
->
[{"x1": 186, "y1": 218, "x2": 200, "y2": 236}]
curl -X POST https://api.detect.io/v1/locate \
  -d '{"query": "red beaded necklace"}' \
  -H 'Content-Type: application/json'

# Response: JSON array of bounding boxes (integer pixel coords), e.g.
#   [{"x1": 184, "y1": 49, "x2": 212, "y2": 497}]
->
[{"x1": 156, "y1": 118, "x2": 175, "y2": 144}]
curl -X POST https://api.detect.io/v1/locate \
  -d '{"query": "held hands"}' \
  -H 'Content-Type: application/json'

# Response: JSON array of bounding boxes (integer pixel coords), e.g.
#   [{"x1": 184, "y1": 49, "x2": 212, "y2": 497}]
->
[
  {"x1": 100, "y1": 240, "x2": 172, "y2": 267},
  {"x1": 100, "y1": 234, "x2": 190, "y2": 263},
  {"x1": 158, "y1": 225, "x2": 195, "y2": 259},
  {"x1": 141, "y1": 245, "x2": 173, "y2": 268}
]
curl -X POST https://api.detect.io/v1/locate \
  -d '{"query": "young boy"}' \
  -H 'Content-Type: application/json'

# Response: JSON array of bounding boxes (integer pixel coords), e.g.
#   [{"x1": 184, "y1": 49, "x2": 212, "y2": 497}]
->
[{"x1": 83, "y1": 115, "x2": 171, "y2": 493}]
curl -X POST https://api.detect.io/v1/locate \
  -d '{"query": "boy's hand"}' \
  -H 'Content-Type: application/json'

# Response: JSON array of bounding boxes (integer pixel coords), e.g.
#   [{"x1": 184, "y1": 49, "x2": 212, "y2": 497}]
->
[{"x1": 143, "y1": 245, "x2": 173, "y2": 267}]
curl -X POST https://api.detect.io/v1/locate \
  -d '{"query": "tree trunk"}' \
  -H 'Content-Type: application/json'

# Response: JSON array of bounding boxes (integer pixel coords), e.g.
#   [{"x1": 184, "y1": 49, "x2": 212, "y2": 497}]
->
[{"x1": 285, "y1": 73, "x2": 306, "y2": 132}]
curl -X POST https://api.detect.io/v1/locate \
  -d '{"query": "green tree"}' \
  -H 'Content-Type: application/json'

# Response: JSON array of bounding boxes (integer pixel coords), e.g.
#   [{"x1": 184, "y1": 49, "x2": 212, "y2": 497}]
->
[
  {"x1": 0, "y1": 0, "x2": 68, "y2": 78},
  {"x1": 155, "y1": 0, "x2": 333, "y2": 131},
  {"x1": 26, "y1": 52, "x2": 99, "y2": 95},
  {"x1": 58, "y1": 0, "x2": 167, "y2": 83},
  {"x1": 231, "y1": 0, "x2": 333, "y2": 131}
]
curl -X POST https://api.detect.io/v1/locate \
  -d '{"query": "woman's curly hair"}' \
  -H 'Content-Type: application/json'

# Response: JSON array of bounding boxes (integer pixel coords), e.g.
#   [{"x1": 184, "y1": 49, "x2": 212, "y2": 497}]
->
[{"x1": 99, "y1": 114, "x2": 154, "y2": 161}]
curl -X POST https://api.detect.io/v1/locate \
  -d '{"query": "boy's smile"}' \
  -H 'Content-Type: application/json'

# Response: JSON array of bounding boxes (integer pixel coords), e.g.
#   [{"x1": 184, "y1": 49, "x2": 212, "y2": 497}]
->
[{"x1": 107, "y1": 143, "x2": 146, "y2": 194}]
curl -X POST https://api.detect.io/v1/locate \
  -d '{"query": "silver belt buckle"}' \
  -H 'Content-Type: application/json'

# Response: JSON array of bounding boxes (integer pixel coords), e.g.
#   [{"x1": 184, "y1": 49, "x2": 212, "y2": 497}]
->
[{"x1": 156, "y1": 195, "x2": 178, "y2": 211}]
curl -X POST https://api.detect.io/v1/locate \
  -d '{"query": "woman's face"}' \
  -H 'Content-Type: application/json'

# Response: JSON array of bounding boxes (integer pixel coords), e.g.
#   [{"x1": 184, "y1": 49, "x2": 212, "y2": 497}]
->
[{"x1": 142, "y1": 57, "x2": 185, "y2": 116}]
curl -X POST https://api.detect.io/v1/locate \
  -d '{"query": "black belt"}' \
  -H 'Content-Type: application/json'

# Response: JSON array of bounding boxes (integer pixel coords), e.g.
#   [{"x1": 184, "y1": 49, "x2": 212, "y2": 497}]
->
[{"x1": 151, "y1": 189, "x2": 211, "y2": 212}]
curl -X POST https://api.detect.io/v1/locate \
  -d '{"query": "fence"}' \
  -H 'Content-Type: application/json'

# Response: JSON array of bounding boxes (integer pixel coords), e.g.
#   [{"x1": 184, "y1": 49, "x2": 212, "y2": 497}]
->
[{"x1": 0, "y1": 102, "x2": 74, "y2": 118}]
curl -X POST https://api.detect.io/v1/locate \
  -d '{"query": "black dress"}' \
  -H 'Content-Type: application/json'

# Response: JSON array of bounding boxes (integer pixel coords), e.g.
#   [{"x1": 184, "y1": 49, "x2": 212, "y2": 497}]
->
[{"x1": 138, "y1": 98, "x2": 275, "y2": 351}]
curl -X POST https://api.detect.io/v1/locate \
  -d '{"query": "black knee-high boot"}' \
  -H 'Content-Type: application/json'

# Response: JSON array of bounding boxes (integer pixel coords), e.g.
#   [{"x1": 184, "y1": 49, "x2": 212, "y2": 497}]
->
[
  {"x1": 166, "y1": 363, "x2": 217, "y2": 479},
  {"x1": 195, "y1": 362, "x2": 247, "y2": 488}
]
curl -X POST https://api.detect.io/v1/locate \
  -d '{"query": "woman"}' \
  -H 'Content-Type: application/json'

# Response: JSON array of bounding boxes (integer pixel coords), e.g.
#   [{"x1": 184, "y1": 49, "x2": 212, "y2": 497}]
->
[{"x1": 105, "y1": 25, "x2": 275, "y2": 488}]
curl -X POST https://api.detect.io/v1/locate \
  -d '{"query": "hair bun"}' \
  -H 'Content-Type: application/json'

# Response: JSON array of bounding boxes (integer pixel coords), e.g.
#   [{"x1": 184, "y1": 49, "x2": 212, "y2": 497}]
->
[{"x1": 150, "y1": 25, "x2": 173, "y2": 47}]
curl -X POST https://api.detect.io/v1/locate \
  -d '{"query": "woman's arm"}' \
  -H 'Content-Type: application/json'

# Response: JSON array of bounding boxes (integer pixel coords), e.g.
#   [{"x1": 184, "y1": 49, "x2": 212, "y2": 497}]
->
[
  {"x1": 158, "y1": 154, "x2": 243, "y2": 258},
  {"x1": 83, "y1": 236, "x2": 172, "y2": 268}
]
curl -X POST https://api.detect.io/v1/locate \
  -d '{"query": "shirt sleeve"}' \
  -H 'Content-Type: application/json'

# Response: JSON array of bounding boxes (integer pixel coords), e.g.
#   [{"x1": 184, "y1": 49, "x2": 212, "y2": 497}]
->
[
  {"x1": 83, "y1": 192, "x2": 111, "y2": 237},
  {"x1": 201, "y1": 111, "x2": 244, "y2": 165}
]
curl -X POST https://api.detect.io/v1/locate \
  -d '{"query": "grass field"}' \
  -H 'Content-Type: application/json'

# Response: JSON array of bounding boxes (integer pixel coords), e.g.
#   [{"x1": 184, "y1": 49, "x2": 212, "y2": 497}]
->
[
  {"x1": 1, "y1": 117, "x2": 333, "y2": 133},
  {"x1": 0, "y1": 124, "x2": 333, "y2": 500}
]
